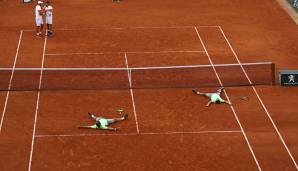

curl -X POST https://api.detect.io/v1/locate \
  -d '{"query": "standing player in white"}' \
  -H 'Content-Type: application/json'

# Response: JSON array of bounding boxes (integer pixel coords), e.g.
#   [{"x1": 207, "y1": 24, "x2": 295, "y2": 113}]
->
[
  {"x1": 35, "y1": 1, "x2": 44, "y2": 37},
  {"x1": 44, "y1": 1, "x2": 53, "y2": 36}
]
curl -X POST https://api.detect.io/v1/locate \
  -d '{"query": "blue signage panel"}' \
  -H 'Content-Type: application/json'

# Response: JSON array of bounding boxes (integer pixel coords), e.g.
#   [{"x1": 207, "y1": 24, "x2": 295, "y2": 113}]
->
[{"x1": 279, "y1": 70, "x2": 298, "y2": 86}]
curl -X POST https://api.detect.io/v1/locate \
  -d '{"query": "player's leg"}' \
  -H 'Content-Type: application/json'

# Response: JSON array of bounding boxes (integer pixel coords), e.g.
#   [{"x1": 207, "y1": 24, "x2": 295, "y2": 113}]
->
[
  {"x1": 107, "y1": 114, "x2": 128, "y2": 124},
  {"x1": 39, "y1": 17, "x2": 44, "y2": 35},
  {"x1": 47, "y1": 24, "x2": 50, "y2": 31},
  {"x1": 78, "y1": 125, "x2": 97, "y2": 129},
  {"x1": 206, "y1": 100, "x2": 212, "y2": 107},
  {"x1": 35, "y1": 17, "x2": 42, "y2": 36},
  {"x1": 46, "y1": 17, "x2": 53, "y2": 36},
  {"x1": 46, "y1": 24, "x2": 53, "y2": 36},
  {"x1": 36, "y1": 26, "x2": 40, "y2": 36},
  {"x1": 49, "y1": 24, "x2": 52, "y2": 33}
]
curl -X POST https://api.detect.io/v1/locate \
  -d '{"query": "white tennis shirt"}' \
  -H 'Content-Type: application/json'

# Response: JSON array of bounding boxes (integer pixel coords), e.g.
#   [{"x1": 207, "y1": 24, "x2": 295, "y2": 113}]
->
[
  {"x1": 45, "y1": 5, "x2": 53, "y2": 17},
  {"x1": 35, "y1": 5, "x2": 42, "y2": 18}
]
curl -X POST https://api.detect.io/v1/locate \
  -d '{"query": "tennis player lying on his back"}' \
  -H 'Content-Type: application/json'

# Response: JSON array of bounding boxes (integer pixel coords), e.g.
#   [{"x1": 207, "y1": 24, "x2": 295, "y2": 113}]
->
[
  {"x1": 78, "y1": 112, "x2": 128, "y2": 131},
  {"x1": 192, "y1": 87, "x2": 231, "y2": 107}
]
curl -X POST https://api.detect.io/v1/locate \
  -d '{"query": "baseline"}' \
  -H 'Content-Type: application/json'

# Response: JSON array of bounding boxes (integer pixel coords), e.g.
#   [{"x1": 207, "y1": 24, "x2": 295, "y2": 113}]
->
[{"x1": 22, "y1": 25, "x2": 220, "y2": 32}]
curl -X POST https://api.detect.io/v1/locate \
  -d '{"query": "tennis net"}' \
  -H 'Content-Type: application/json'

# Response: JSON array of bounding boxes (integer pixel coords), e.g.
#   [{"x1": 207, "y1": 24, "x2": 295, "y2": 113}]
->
[{"x1": 0, "y1": 62, "x2": 275, "y2": 91}]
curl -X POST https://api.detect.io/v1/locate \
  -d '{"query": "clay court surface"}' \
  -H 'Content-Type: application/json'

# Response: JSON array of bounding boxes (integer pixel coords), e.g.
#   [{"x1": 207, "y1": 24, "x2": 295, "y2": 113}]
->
[{"x1": 0, "y1": 0, "x2": 298, "y2": 171}]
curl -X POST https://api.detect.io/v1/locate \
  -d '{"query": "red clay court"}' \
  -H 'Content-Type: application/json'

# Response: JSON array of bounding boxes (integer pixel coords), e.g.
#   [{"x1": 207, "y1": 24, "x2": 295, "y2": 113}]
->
[{"x1": 0, "y1": 0, "x2": 297, "y2": 171}]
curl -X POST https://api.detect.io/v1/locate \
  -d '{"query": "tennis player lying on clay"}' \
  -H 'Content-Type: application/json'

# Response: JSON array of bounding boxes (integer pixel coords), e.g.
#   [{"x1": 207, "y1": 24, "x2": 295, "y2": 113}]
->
[
  {"x1": 78, "y1": 110, "x2": 128, "y2": 131},
  {"x1": 192, "y1": 87, "x2": 231, "y2": 107}
]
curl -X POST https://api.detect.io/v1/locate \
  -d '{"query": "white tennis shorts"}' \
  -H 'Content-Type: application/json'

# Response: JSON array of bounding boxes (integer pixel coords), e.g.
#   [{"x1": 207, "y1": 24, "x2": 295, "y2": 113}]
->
[
  {"x1": 46, "y1": 16, "x2": 52, "y2": 25},
  {"x1": 35, "y1": 17, "x2": 43, "y2": 26}
]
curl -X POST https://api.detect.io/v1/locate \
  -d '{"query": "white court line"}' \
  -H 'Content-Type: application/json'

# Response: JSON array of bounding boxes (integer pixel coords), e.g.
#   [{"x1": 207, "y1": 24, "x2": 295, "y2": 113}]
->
[
  {"x1": 124, "y1": 53, "x2": 140, "y2": 133},
  {"x1": 45, "y1": 50, "x2": 205, "y2": 56},
  {"x1": 218, "y1": 26, "x2": 298, "y2": 170},
  {"x1": 22, "y1": 25, "x2": 220, "y2": 32},
  {"x1": 0, "y1": 30, "x2": 23, "y2": 134},
  {"x1": 35, "y1": 130, "x2": 242, "y2": 138},
  {"x1": 194, "y1": 26, "x2": 262, "y2": 171},
  {"x1": 28, "y1": 32, "x2": 48, "y2": 171}
]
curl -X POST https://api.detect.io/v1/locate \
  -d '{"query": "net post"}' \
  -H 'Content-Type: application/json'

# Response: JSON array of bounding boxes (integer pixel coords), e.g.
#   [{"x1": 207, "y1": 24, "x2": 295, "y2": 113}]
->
[{"x1": 271, "y1": 63, "x2": 276, "y2": 85}]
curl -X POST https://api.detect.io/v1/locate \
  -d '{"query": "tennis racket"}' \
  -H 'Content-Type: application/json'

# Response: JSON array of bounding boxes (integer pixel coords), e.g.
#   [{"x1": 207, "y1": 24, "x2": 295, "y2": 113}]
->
[{"x1": 116, "y1": 108, "x2": 124, "y2": 115}]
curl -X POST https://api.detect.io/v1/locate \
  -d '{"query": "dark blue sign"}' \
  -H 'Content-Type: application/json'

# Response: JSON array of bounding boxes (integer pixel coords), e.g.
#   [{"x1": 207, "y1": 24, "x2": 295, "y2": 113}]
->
[{"x1": 280, "y1": 70, "x2": 298, "y2": 86}]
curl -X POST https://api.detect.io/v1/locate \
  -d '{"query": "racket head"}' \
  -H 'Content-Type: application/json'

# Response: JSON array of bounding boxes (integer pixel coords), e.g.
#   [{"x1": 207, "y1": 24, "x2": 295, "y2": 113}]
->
[{"x1": 116, "y1": 109, "x2": 124, "y2": 113}]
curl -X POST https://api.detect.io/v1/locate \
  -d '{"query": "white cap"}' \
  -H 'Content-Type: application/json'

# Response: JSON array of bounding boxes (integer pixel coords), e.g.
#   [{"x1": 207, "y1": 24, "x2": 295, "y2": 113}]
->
[{"x1": 37, "y1": 1, "x2": 43, "y2": 4}]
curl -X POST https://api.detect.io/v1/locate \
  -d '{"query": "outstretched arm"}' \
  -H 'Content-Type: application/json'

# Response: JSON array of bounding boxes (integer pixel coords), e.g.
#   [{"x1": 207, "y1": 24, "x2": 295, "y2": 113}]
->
[
  {"x1": 78, "y1": 125, "x2": 95, "y2": 129},
  {"x1": 106, "y1": 127, "x2": 120, "y2": 131},
  {"x1": 78, "y1": 125, "x2": 119, "y2": 131},
  {"x1": 192, "y1": 89, "x2": 206, "y2": 96}
]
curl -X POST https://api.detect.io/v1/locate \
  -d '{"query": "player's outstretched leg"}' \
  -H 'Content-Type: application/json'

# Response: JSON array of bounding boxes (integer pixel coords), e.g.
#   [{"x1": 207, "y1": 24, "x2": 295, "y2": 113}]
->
[{"x1": 107, "y1": 114, "x2": 128, "y2": 124}]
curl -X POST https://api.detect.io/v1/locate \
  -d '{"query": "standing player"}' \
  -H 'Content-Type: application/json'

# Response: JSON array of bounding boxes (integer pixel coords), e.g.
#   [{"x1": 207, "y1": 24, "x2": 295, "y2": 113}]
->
[
  {"x1": 78, "y1": 112, "x2": 128, "y2": 131},
  {"x1": 192, "y1": 87, "x2": 231, "y2": 107},
  {"x1": 44, "y1": 1, "x2": 53, "y2": 36},
  {"x1": 35, "y1": 1, "x2": 44, "y2": 37}
]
